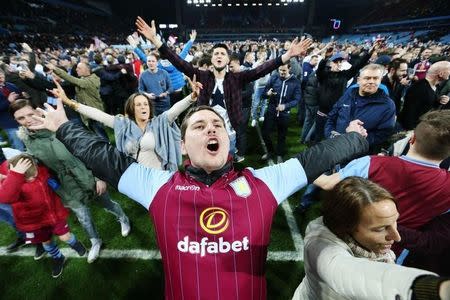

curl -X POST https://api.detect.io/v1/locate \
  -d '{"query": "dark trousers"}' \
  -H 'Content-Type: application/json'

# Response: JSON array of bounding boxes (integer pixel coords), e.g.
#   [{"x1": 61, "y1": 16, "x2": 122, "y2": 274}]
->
[
  {"x1": 262, "y1": 110, "x2": 290, "y2": 157},
  {"x1": 236, "y1": 107, "x2": 251, "y2": 155},
  {"x1": 313, "y1": 113, "x2": 328, "y2": 143}
]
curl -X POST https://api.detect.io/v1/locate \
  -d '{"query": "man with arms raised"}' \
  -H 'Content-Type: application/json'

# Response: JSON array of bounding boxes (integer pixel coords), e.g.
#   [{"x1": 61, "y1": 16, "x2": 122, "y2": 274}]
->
[
  {"x1": 135, "y1": 17, "x2": 312, "y2": 152},
  {"x1": 30, "y1": 85, "x2": 368, "y2": 299}
]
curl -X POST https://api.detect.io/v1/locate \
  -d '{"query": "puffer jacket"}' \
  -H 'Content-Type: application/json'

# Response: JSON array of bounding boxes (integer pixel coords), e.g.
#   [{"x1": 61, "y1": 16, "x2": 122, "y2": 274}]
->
[
  {"x1": 18, "y1": 128, "x2": 96, "y2": 208},
  {"x1": 0, "y1": 162, "x2": 69, "y2": 232},
  {"x1": 292, "y1": 217, "x2": 435, "y2": 300},
  {"x1": 303, "y1": 73, "x2": 319, "y2": 107}
]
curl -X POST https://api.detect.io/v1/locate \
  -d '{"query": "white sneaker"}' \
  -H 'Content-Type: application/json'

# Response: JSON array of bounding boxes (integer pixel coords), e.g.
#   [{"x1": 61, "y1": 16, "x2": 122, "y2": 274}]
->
[
  {"x1": 120, "y1": 217, "x2": 131, "y2": 237},
  {"x1": 258, "y1": 117, "x2": 265, "y2": 122},
  {"x1": 250, "y1": 119, "x2": 257, "y2": 127},
  {"x1": 87, "y1": 238, "x2": 102, "y2": 263}
]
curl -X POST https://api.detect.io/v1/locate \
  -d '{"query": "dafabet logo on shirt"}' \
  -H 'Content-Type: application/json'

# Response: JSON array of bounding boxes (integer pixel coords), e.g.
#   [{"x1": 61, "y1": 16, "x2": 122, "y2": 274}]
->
[
  {"x1": 199, "y1": 207, "x2": 229, "y2": 235},
  {"x1": 177, "y1": 207, "x2": 250, "y2": 257}
]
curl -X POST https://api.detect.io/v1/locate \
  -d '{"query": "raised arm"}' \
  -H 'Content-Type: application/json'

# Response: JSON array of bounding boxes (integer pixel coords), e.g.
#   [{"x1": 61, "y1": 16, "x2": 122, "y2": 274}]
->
[
  {"x1": 29, "y1": 100, "x2": 134, "y2": 188},
  {"x1": 179, "y1": 30, "x2": 195, "y2": 60},
  {"x1": 49, "y1": 80, "x2": 115, "y2": 128},
  {"x1": 48, "y1": 64, "x2": 90, "y2": 88},
  {"x1": 136, "y1": 17, "x2": 205, "y2": 79},
  {"x1": 240, "y1": 38, "x2": 313, "y2": 84},
  {"x1": 166, "y1": 75, "x2": 201, "y2": 123},
  {"x1": 0, "y1": 159, "x2": 32, "y2": 203},
  {"x1": 296, "y1": 132, "x2": 369, "y2": 183}
]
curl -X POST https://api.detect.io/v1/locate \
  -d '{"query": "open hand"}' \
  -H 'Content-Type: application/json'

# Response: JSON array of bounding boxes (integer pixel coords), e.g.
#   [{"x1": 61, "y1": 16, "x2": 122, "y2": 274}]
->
[
  {"x1": 286, "y1": 37, "x2": 313, "y2": 58},
  {"x1": 190, "y1": 29, "x2": 197, "y2": 41},
  {"x1": 28, "y1": 99, "x2": 69, "y2": 132},
  {"x1": 136, "y1": 17, "x2": 158, "y2": 43},
  {"x1": 10, "y1": 158, "x2": 33, "y2": 174}
]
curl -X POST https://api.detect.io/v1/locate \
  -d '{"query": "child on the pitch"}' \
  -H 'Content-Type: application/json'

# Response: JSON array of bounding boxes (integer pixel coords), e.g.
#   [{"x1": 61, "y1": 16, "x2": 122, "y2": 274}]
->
[{"x1": 0, "y1": 154, "x2": 86, "y2": 278}]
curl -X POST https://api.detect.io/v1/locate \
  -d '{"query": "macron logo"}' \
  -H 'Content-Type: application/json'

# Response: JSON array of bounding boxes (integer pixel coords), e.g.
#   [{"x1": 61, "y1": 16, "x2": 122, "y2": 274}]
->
[{"x1": 175, "y1": 185, "x2": 200, "y2": 191}]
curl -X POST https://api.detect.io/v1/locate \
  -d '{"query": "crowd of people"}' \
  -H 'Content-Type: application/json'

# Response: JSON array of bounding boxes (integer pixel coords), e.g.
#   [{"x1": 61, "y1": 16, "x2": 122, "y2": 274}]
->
[{"x1": 0, "y1": 13, "x2": 450, "y2": 300}]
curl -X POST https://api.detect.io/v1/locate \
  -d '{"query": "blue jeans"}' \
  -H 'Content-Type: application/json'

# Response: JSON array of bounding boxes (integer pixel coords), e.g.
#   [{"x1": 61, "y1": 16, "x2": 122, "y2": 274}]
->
[
  {"x1": 4, "y1": 128, "x2": 25, "y2": 151},
  {"x1": 236, "y1": 107, "x2": 251, "y2": 155},
  {"x1": 0, "y1": 203, "x2": 24, "y2": 238},
  {"x1": 250, "y1": 86, "x2": 268, "y2": 121},
  {"x1": 153, "y1": 100, "x2": 170, "y2": 117},
  {"x1": 301, "y1": 105, "x2": 318, "y2": 142},
  {"x1": 70, "y1": 192, "x2": 127, "y2": 240}
]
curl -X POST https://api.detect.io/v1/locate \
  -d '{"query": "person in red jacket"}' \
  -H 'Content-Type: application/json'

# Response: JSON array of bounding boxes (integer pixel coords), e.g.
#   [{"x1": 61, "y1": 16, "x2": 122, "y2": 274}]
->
[{"x1": 0, "y1": 154, "x2": 87, "y2": 278}]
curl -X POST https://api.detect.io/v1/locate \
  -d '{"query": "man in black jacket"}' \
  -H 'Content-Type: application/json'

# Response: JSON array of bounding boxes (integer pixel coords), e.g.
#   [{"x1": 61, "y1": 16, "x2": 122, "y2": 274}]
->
[
  {"x1": 399, "y1": 61, "x2": 450, "y2": 130},
  {"x1": 381, "y1": 58, "x2": 409, "y2": 115}
]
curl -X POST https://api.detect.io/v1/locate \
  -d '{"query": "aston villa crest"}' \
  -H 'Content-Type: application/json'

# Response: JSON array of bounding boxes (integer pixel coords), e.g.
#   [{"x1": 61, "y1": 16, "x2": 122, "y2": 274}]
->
[{"x1": 229, "y1": 177, "x2": 252, "y2": 198}]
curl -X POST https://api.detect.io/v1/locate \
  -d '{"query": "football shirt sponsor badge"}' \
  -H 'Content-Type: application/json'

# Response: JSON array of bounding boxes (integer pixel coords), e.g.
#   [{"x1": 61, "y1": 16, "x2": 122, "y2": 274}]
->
[
  {"x1": 230, "y1": 176, "x2": 252, "y2": 197},
  {"x1": 199, "y1": 207, "x2": 229, "y2": 235}
]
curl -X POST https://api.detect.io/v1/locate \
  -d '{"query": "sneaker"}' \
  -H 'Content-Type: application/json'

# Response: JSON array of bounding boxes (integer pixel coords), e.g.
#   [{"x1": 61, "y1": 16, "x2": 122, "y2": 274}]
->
[
  {"x1": 261, "y1": 153, "x2": 270, "y2": 160},
  {"x1": 87, "y1": 238, "x2": 102, "y2": 263},
  {"x1": 276, "y1": 156, "x2": 283, "y2": 164},
  {"x1": 258, "y1": 117, "x2": 265, "y2": 122},
  {"x1": 119, "y1": 217, "x2": 131, "y2": 237},
  {"x1": 34, "y1": 243, "x2": 46, "y2": 260},
  {"x1": 52, "y1": 255, "x2": 66, "y2": 278},
  {"x1": 71, "y1": 241, "x2": 87, "y2": 256},
  {"x1": 6, "y1": 238, "x2": 25, "y2": 253},
  {"x1": 250, "y1": 119, "x2": 257, "y2": 127},
  {"x1": 234, "y1": 155, "x2": 245, "y2": 163}
]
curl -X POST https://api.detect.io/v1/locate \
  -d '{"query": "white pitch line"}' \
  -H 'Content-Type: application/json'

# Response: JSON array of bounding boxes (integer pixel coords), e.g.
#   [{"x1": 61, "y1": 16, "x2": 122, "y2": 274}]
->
[
  {"x1": 280, "y1": 200, "x2": 304, "y2": 259},
  {"x1": 0, "y1": 200, "x2": 304, "y2": 262},
  {"x1": 0, "y1": 247, "x2": 302, "y2": 262}
]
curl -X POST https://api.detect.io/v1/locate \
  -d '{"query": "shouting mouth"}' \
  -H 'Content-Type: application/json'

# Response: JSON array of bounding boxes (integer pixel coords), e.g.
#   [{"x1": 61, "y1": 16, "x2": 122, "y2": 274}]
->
[{"x1": 207, "y1": 139, "x2": 219, "y2": 152}]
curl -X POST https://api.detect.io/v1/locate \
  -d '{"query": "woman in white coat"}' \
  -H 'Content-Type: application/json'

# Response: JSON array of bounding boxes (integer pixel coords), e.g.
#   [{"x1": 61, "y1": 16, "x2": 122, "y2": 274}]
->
[{"x1": 293, "y1": 177, "x2": 450, "y2": 300}]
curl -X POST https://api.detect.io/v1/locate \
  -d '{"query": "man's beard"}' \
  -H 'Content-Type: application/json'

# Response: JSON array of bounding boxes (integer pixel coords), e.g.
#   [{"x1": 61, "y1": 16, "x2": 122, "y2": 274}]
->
[
  {"x1": 214, "y1": 65, "x2": 226, "y2": 72},
  {"x1": 392, "y1": 73, "x2": 401, "y2": 82}
]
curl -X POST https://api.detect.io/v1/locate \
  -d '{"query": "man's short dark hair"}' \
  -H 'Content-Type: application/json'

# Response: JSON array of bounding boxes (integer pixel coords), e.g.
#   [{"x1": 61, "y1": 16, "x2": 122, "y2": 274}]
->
[
  {"x1": 387, "y1": 58, "x2": 407, "y2": 73},
  {"x1": 212, "y1": 43, "x2": 229, "y2": 54},
  {"x1": 198, "y1": 55, "x2": 212, "y2": 67},
  {"x1": 229, "y1": 54, "x2": 240, "y2": 63},
  {"x1": 180, "y1": 105, "x2": 225, "y2": 140},
  {"x1": 9, "y1": 99, "x2": 33, "y2": 117}
]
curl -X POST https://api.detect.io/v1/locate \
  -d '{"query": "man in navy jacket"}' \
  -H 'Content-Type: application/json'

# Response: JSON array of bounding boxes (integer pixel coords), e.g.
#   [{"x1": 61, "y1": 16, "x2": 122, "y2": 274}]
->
[
  {"x1": 262, "y1": 63, "x2": 301, "y2": 162},
  {"x1": 325, "y1": 64, "x2": 395, "y2": 152}
]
